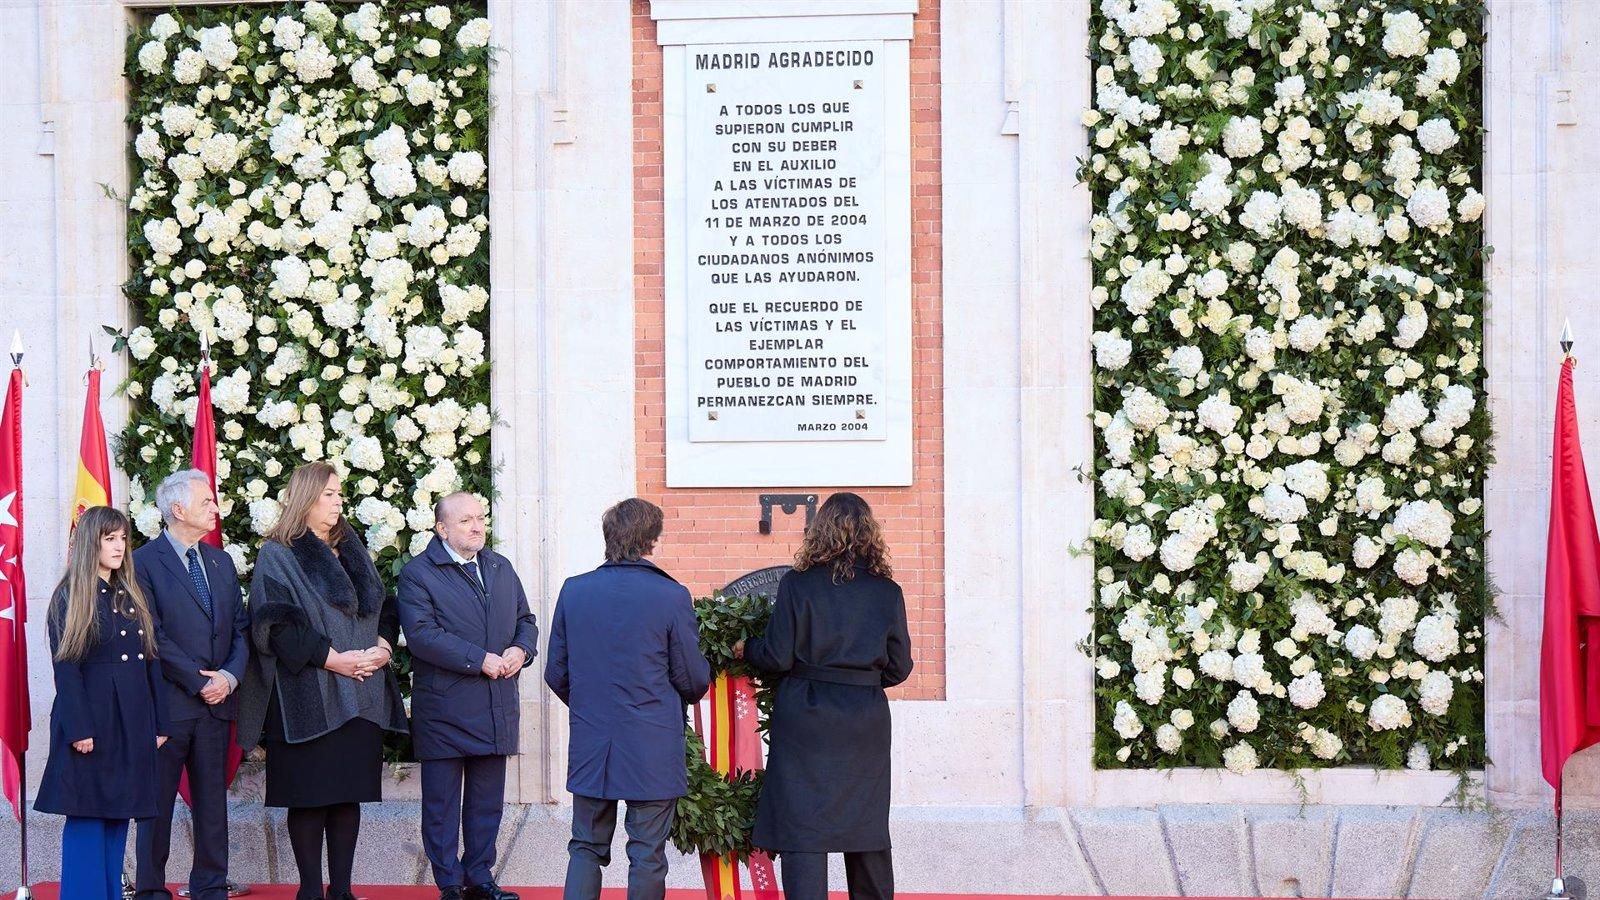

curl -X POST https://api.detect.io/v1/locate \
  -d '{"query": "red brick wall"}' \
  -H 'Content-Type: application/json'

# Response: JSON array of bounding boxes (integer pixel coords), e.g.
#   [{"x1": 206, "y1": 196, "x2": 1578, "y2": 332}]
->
[{"x1": 632, "y1": 2, "x2": 945, "y2": 699}]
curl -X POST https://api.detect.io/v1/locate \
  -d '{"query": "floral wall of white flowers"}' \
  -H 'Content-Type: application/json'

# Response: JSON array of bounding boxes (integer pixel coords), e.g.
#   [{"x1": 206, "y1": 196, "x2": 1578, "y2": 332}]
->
[
  {"x1": 1085, "y1": 0, "x2": 1488, "y2": 773},
  {"x1": 117, "y1": 1, "x2": 494, "y2": 600}
]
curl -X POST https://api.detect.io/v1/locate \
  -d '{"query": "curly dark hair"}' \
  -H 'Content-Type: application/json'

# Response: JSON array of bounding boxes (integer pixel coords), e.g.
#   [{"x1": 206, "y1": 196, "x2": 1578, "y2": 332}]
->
[{"x1": 793, "y1": 492, "x2": 892, "y2": 583}]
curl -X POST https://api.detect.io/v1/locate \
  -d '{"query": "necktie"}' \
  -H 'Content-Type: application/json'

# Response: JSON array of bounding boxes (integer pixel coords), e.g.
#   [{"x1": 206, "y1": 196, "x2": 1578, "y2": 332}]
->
[
  {"x1": 462, "y1": 560, "x2": 486, "y2": 598},
  {"x1": 186, "y1": 547, "x2": 214, "y2": 618}
]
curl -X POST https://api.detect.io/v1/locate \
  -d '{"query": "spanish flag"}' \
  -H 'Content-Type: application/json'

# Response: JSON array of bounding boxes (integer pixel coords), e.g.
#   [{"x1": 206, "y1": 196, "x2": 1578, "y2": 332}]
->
[{"x1": 70, "y1": 367, "x2": 112, "y2": 526}]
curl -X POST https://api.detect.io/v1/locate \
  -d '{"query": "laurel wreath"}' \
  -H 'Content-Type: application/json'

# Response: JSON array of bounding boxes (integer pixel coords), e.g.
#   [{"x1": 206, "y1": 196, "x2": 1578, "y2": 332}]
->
[{"x1": 670, "y1": 592, "x2": 775, "y2": 861}]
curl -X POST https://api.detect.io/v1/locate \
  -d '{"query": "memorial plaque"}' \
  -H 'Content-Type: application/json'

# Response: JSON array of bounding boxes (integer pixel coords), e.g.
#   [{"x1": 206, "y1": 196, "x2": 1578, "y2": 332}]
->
[
  {"x1": 663, "y1": 37, "x2": 913, "y2": 486},
  {"x1": 685, "y1": 44, "x2": 889, "y2": 443}
]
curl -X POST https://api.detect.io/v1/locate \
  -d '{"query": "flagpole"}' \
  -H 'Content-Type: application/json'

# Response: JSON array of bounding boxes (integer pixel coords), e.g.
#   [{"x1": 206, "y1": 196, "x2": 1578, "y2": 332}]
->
[
  {"x1": 8, "y1": 332, "x2": 28, "y2": 900},
  {"x1": 1549, "y1": 319, "x2": 1576, "y2": 900},
  {"x1": 16, "y1": 755, "x2": 29, "y2": 900}
]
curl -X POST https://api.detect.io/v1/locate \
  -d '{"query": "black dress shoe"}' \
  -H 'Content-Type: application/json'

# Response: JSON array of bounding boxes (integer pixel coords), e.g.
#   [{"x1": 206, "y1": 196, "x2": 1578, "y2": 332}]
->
[
  {"x1": 439, "y1": 889, "x2": 465, "y2": 900},
  {"x1": 464, "y1": 884, "x2": 519, "y2": 900}
]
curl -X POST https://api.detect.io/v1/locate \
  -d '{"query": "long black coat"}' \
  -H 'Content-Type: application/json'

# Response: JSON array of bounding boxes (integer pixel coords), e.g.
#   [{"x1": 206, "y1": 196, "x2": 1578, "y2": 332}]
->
[
  {"x1": 134, "y1": 535, "x2": 249, "y2": 723},
  {"x1": 36, "y1": 580, "x2": 170, "y2": 820},
  {"x1": 397, "y1": 537, "x2": 539, "y2": 760},
  {"x1": 745, "y1": 565, "x2": 913, "y2": 853},
  {"x1": 544, "y1": 560, "x2": 711, "y2": 801}
]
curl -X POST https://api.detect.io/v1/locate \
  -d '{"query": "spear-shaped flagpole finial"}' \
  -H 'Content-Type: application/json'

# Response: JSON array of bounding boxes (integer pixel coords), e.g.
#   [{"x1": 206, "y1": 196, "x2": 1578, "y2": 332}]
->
[
  {"x1": 9, "y1": 330, "x2": 21, "y2": 367},
  {"x1": 200, "y1": 329, "x2": 211, "y2": 363},
  {"x1": 1562, "y1": 318, "x2": 1575, "y2": 356}
]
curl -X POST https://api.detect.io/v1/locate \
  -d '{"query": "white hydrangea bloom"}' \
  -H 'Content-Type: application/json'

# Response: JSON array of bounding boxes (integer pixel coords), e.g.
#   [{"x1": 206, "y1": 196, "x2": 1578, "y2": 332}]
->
[
  {"x1": 1393, "y1": 499, "x2": 1456, "y2": 548},
  {"x1": 1112, "y1": 700, "x2": 1144, "y2": 739},
  {"x1": 1288, "y1": 671, "x2": 1325, "y2": 710},
  {"x1": 1419, "y1": 670, "x2": 1455, "y2": 716},
  {"x1": 1382, "y1": 10, "x2": 1430, "y2": 58},
  {"x1": 1222, "y1": 115, "x2": 1264, "y2": 158},
  {"x1": 1368, "y1": 695, "x2": 1413, "y2": 731},
  {"x1": 1222, "y1": 742, "x2": 1259, "y2": 774},
  {"x1": 1406, "y1": 181, "x2": 1452, "y2": 229},
  {"x1": 1417, "y1": 118, "x2": 1460, "y2": 154},
  {"x1": 1227, "y1": 690, "x2": 1261, "y2": 732}
]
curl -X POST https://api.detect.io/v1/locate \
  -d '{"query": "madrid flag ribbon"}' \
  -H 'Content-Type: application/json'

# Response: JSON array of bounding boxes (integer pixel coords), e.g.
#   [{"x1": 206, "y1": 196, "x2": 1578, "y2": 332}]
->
[
  {"x1": 71, "y1": 366, "x2": 112, "y2": 527},
  {"x1": 0, "y1": 354, "x2": 28, "y2": 820}
]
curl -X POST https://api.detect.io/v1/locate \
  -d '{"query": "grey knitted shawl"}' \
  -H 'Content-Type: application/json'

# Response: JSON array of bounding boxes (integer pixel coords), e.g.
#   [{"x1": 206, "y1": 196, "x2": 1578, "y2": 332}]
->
[{"x1": 236, "y1": 529, "x2": 407, "y2": 748}]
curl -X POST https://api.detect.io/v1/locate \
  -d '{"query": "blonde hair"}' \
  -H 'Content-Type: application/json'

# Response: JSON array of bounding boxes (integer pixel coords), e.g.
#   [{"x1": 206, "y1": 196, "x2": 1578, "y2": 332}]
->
[
  {"x1": 792, "y1": 492, "x2": 893, "y2": 583},
  {"x1": 265, "y1": 461, "x2": 349, "y2": 546},
  {"x1": 52, "y1": 507, "x2": 157, "y2": 662}
]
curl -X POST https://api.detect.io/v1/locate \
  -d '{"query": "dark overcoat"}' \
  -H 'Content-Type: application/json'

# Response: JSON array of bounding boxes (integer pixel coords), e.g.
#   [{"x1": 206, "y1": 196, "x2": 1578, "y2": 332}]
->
[
  {"x1": 36, "y1": 580, "x2": 171, "y2": 820},
  {"x1": 544, "y1": 559, "x2": 711, "y2": 801},
  {"x1": 134, "y1": 536, "x2": 249, "y2": 722},
  {"x1": 746, "y1": 565, "x2": 914, "y2": 853},
  {"x1": 397, "y1": 537, "x2": 539, "y2": 760}
]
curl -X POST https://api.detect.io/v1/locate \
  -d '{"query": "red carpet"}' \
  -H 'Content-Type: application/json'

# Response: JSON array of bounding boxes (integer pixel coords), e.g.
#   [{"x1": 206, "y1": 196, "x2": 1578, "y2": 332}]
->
[{"x1": 9, "y1": 885, "x2": 1217, "y2": 900}]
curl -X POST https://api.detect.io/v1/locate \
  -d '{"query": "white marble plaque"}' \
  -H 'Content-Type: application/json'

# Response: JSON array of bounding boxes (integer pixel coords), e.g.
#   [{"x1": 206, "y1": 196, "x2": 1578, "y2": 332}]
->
[{"x1": 664, "y1": 37, "x2": 912, "y2": 486}]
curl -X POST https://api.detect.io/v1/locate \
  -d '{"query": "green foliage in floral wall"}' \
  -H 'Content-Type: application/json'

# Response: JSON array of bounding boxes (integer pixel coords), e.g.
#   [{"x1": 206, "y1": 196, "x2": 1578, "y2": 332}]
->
[{"x1": 1084, "y1": 0, "x2": 1488, "y2": 773}]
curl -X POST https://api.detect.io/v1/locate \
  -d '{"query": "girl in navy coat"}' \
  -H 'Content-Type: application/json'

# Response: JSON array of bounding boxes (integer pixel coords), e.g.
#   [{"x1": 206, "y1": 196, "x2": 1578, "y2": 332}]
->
[{"x1": 36, "y1": 506, "x2": 169, "y2": 900}]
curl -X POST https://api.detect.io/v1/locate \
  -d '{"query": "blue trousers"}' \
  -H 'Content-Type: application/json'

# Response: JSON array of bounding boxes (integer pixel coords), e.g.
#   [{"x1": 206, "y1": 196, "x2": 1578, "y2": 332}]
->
[
  {"x1": 62, "y1": 816, "x2": 130, "y2": 900},
  {"x1": 420, "y1": 755, "x2": 508, "y2": 888}
]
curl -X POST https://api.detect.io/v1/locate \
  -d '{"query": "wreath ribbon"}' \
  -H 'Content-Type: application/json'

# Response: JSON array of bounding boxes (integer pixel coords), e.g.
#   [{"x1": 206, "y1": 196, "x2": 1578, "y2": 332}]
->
[{"x1": 696, "y1": 672, "x2": 780, "y2": 900}]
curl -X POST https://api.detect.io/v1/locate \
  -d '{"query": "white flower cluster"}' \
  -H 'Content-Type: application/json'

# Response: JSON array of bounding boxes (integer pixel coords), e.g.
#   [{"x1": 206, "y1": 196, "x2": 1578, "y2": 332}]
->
[
  {"x1": 123, "y1": 4, "x2": 495, "y2": 568},
  {"x1": 1088, "y1": 0, "x2": 1485, "y2": 770}
]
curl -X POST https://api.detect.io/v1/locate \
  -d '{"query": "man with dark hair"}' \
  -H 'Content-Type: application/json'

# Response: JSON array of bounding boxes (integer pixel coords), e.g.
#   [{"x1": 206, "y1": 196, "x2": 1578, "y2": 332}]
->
[{"x1": 545, "y1": 498, "x2": 711, "y2": 900}]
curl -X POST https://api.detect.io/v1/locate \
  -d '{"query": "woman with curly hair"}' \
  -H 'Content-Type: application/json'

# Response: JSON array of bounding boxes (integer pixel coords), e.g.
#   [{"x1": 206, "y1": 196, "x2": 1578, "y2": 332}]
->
[{"x1": 736, "y1": 492, "x2": 914, "y2": 900}]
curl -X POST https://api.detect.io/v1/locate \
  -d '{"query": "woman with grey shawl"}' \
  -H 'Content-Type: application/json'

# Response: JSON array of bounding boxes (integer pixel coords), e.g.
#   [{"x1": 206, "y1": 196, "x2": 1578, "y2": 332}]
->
[{"x1": 237, "y1": 461, "x2": 407, "y2": 900}]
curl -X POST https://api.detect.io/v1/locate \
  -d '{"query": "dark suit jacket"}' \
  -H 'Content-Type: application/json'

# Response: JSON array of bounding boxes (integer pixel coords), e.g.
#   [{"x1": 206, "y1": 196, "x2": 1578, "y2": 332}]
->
[
  {"x1": 134, "y1": 533, "x2": 249, "y2": 722},
  {"x1": 544, "y1": 559, "x2": 711, "y2": 801},
  {"x1": 397, "y1": 537, "x2": 539, "y2": 760}
]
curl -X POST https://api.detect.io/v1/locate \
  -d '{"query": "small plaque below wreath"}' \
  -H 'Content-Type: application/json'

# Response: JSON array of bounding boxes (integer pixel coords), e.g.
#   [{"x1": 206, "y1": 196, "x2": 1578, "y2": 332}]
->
[{"x1": 721, "y1": 565, "x2": 791, "y2": 602}]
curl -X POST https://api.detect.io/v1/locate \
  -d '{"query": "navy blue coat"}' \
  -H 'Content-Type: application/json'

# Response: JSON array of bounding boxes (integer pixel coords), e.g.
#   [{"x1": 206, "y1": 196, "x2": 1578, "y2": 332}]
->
[
  {"x1": 134, "y1": 535, "x2": 249, "y2": 722},
  {"x1": 36, "y1": 580, "x2": 170, "y2": 820},
  {"x1": 544, "y1": 560, "x2": 711, "y2": 801},
  {"x1": 398, "y1": 537, "x2": 539, "y2": 760}
]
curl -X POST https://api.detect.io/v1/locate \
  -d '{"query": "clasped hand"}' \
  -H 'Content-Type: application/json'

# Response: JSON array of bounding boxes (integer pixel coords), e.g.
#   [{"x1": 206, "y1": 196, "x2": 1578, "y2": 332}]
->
[
  {"x1": 198, "y1": 669, "x2": 231, "y2": 705},
  {"x1": 480, "y1": 646, "x2": 528, "y2": 679},
  {"x1": 326, "y1": 646, "x2": 390, "y2": 681}
]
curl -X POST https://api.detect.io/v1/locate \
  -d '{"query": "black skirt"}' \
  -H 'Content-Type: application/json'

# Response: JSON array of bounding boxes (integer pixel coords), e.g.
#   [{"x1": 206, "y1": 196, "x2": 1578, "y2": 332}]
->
[{"x1": 262, "y1": 693, "x2": 384, "y2": 808}]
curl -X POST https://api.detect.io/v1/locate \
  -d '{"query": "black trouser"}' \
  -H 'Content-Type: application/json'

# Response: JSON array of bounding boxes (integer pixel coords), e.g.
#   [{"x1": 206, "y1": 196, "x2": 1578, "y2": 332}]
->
[
  {"x1": 563, "y1": 795, "x2": 675, "y2": 900},
  {"x1": 135, "y1": 715, "x2": 232, "y2": 900},
  {"x1": 420, "y1": 755, "x2": 507, "y2": 888},
  {"x1": 779, "y1": 850, "x2": 894, "y2": 900}
]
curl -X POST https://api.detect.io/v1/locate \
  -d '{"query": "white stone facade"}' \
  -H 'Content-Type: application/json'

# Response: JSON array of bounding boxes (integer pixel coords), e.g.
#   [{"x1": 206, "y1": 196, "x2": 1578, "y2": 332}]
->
[{"x1": 0, "y1": 0, "x2": 1594, "y2": 894}]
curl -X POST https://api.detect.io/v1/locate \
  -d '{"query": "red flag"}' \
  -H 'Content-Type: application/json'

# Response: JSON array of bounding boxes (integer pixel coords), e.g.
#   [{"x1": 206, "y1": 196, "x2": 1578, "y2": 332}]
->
[
  {"x1": 179, "y1": 358, "x2": 244, "y2": 803},
  {"x1": 71, "y1": 367, "x2": 112, "y2": 526},
  {"x1": 1540, "y1": 356, "x2": 1600, "y2": 794},
  {"x1": 0, "y1": 364, "x2": 30, "y2": 820},
  {"x1": 190, "y1": 361, "x2": 223, "y2": 549}
]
